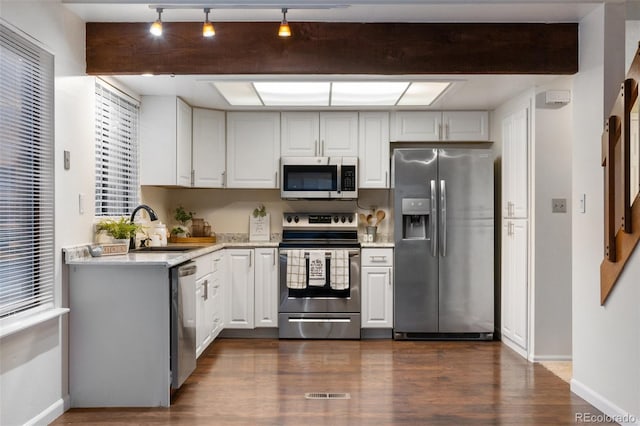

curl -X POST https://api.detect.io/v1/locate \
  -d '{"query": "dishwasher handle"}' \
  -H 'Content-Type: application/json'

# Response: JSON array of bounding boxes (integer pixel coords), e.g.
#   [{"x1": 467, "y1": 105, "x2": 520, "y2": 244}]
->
[{"x1": 178, "y1": 262, "x2": 197, "y2": 277}]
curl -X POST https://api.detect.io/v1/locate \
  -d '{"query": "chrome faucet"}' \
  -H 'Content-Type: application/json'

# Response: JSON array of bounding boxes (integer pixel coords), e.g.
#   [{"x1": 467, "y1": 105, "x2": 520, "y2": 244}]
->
[{"x1": 129, "y1": 204, "x2": 159, "y2": 249}]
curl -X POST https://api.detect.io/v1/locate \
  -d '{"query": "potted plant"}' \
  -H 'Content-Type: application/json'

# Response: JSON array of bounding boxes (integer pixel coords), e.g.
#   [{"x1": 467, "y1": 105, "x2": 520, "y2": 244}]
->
[
  {"x1": 171, "y1": 205, "x2": 195, "y2": 238},
  {"x1": 96, "y1": 217, "x2": 141, "y2": 254}
]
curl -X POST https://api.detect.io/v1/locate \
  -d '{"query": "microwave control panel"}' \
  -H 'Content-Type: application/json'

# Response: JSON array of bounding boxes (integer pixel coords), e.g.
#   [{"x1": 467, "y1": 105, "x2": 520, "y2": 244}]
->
[{"x1": 341, "y1": 166, "x2": 356, "y2": 192}]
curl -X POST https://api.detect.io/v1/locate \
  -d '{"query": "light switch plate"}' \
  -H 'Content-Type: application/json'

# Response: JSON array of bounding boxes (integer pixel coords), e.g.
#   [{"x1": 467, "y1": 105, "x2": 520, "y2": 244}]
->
[
  {"x1": 552, "y1": 198, "x2": 567, "y2": 213},
  {"x1": 64, "y1": 150, "x2": 70, "y2": 170},
  {"x1": 579, "y1": 193, "x2": 586, "y2": 213}
]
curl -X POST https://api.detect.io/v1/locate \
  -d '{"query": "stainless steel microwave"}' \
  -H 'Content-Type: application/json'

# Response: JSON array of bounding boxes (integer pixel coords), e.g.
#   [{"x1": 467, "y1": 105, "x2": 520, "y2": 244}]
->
[{"x1": 280, "y1": 157, "x2": 358, "y2": 199}]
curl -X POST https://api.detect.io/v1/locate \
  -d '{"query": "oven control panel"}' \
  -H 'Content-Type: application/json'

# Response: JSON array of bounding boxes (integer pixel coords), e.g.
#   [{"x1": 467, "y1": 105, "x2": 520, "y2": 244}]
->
[{"x1": 283, "y1": 212, "x2": 356, "y2": 229}]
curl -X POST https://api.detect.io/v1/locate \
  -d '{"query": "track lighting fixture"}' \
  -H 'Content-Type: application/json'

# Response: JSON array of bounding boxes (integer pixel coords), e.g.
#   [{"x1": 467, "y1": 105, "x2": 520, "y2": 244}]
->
[
  {"x1": 202, "y1": 8, "x2": 215, "y2": 38},
  {"x1": 149, "y1": 8, "x2": 163, "y2": 36},
  {"x1": 278, "y1": 8, "x2": 291, "y2": 38}
]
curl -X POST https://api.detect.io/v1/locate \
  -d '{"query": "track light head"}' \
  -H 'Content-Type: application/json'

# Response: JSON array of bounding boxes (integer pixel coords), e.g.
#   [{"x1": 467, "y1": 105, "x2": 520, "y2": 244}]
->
[
  {"x1": 150, "y1": 8, "x2": 163, "y2": 36},
  {"x1": 278, "y1": 8, "x2": 291, "y2": 38},
  {"x1": 203, "y1": 8, "x2": 215, "y2": 37}
]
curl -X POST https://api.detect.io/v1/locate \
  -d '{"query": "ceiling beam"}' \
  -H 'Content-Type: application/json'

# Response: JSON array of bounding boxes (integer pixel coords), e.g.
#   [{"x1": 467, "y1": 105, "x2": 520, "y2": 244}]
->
[{"x1": 86, "y1": 22, "x2": 578, "y2": 75}]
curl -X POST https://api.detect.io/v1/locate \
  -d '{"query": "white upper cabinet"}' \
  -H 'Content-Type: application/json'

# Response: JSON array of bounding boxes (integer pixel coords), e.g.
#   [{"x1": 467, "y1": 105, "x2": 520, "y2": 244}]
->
[
  {"x1": 280, "y1": 112, "x2": 320, "y2": 156},
  {"x1": 226, "y1": 112, "x2": 280, "y2": 188},
  {"x1": 192, "y1": 108, "x2": 226, "y2": 188},
  {"x1": 390, "y1": 111, "x2": 441, "y2": 141},
  {"x1": 281, "y1": 112, "x2": 358, "y2": 157},
  {"x1": 140, "y1": 96, "x2": 193, "y2": 186},
  {"x1": 390, "y1": 111, "x2": 489, "y2": 142},
  {"x1": 502, "y1": 108, "x2": 529, "y2": 218},
  {"x1": 358, "y1": 112, "x2": 390, "y2": 188},
  {"x1": 442, "y1": 111, "x2": 489, "y2": 141}
]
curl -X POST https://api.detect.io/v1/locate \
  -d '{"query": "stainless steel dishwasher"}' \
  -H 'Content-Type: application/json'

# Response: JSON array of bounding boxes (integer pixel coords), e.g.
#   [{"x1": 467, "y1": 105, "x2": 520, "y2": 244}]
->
[{"x1": 170, "y1": 261, "x2": 197, "y2": 389}]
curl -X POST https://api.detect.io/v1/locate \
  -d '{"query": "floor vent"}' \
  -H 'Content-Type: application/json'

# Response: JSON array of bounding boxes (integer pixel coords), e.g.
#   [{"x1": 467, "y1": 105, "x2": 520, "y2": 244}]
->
[{"x1": 305, "y1": 392, "x2": 351, "y2": 400}]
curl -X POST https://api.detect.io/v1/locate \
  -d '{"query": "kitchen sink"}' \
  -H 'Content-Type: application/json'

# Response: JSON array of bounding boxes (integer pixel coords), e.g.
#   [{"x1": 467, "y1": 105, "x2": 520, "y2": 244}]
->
[{"x1": 131, "y1": 246, "x2": 202, "y2": 253}]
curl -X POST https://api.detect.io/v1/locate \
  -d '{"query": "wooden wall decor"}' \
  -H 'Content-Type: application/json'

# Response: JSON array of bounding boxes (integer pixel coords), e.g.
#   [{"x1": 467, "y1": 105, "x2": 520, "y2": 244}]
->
[
  {"x1": 85, "y1": 22, "x2": 578, "y2": 75},
  {"x1": 600, "y1": 47, "x2": 640, "y2": 304}
]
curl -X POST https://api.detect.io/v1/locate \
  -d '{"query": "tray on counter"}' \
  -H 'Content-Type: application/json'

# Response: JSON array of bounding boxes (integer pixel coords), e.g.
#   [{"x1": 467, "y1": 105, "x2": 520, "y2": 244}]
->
[{"x1": 168, "y1": 236, "x2": 217, "y2": 244}]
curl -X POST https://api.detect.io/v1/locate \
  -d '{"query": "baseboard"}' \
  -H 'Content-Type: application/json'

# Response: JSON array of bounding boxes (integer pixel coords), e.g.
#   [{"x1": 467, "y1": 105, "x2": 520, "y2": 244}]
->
[
  {"x1": 24, "y1": 395, "x2": 69, "y2": 426},
  {"x1": 529, "y1": 354, "x2": 572, "y2": 362},
  {"x1": 500, "y1": 336, "x2": 528, "y2": 359},
  {"x1": 571, "y1": 379, "x2": 640, "y2": 425}
]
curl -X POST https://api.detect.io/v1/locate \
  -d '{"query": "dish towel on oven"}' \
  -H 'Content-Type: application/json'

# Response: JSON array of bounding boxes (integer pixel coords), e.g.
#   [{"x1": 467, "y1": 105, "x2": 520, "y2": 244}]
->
[
  {"x1": 286, "y1": 250, "x2": 306, "y2": 289},
  {"x1": 307, "y1": 250, "x2": 326, "y2": 287},
  {"x1": 330, "y1": 250, "x2": 349, "y2": 290}
]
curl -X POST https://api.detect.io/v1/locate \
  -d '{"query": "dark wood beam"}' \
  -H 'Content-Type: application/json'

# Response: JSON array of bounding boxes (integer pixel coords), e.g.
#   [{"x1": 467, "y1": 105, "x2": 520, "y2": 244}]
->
[{"x1": 86, "y1": 22, "x2": 578, "y2": 75}]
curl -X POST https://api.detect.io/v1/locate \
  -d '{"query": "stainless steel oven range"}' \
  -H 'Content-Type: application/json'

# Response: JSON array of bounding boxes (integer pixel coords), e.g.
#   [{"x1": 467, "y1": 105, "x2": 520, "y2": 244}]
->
[{"x1": 278, "y1": 212, "x2": 361, "y2": 339}]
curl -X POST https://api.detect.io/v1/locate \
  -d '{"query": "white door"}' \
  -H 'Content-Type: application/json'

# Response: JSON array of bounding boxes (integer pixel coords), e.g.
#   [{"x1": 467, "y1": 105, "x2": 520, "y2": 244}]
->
[
  {"x1": 358, "y1": 112, "x2": 390, "y2": 188},
  {"x1": 390, "y1": 111, "x2": 441, "y2": 141},
  {"x1": 361, "y1": 266, "x2": 393, "y2": 328},
  {"x1": 442, "y1": 111, "x2": 489, "y2": 141},
  {"x1": 225, "y1": 249, "x2": 255, "y2": 328},
  {"x1": 226, "y1": 112, "x2": 280, "y2": 188},
  {"x1": 281, "y1": 112, "x2": 320, "y2": 156},
  {"x1": 254, "y1": 248, "x2": 279, "y2": 327},
  {"x1": 320, "y1": 112, "x2": 358, "y2": 156},
  {"x1": 502, "y1": 219, "x2": 528, "y2": 350},
  {"x1": 502, "y1": 108, "x2": 529, "y2": 218},
  {"x1": 192, "y1": 108, "x2": 225, "y2": 188},
  {"x1": 176, "y1": 98, "x2": 193, "y2": 187}
]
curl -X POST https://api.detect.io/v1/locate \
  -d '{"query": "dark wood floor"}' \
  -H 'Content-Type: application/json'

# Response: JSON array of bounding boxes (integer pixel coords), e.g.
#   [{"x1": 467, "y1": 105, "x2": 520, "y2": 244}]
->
[{"x1": 53, "y1": 339, "x2": 610, "y2": 425}]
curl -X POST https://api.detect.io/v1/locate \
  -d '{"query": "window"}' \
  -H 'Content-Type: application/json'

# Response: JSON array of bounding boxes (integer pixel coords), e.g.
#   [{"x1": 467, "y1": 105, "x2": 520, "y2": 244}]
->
[
  {"x1": 0, "y1": 23, "x2": 55, "y2": 317},
  {"x1": 95, "y1": 81, "x2": 140, "y2": 216}
]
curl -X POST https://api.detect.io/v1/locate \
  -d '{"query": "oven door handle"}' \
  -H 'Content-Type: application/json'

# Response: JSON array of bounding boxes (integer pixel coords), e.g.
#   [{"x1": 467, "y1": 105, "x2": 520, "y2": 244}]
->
[{"x1": 288, "y1": 318, "x2": 352, "y2": 323}]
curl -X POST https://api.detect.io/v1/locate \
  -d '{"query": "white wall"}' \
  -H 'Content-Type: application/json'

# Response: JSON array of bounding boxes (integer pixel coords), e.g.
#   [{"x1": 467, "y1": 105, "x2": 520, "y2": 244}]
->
[
  {"x1": 0, "y1": 1, "x2": 94, "y2": 425},
  {"x1": 571, "y1": 3, "x2": 640, "y2": 423},
  {"x1": 532, "y1": 77, "x2": 573, "y2": 360},
  {"x1": 141, "y1": 187, "x2": 393, "y2": 241}
]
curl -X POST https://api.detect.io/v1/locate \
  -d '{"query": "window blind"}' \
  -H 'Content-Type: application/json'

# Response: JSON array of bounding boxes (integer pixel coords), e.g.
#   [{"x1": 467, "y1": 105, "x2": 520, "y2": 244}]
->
[
  {"x1": 0, "y1": 23, "x2": 55, "y2": 317},
  {"x1": 95, "y1": 81, "x2": 140, "y2": 216}
]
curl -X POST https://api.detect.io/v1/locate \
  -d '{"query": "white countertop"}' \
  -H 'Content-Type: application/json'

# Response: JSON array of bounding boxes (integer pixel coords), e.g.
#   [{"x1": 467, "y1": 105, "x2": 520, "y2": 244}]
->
[
  {"x1": 361, "y1": 242, "x2": 395, "y2": 248},
  {"x1": 65, "y1": 241, "x2": 280, "y2": 268}
]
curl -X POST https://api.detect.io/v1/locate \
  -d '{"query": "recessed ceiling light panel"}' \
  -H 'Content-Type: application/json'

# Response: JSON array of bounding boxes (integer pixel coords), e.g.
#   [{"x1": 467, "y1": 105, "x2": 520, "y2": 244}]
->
[
  {"x1": 331, "y1": 82, "x2": 409, "y2": 106},
  {"x1": 213, "y1": 82, "x2": 262, "y2": 106},
  {"x1": 397, "y1": 82, "x2": 451, "y2": 106},
  {"x1": 254, "y1": 82, "x2": 330, "y2": 106}
]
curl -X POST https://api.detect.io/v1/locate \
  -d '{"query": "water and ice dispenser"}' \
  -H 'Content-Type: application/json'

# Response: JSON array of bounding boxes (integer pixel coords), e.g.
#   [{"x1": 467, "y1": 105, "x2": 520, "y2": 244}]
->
[{"x1": 401, "y1": 198, "x2": 430, "y2": 240}]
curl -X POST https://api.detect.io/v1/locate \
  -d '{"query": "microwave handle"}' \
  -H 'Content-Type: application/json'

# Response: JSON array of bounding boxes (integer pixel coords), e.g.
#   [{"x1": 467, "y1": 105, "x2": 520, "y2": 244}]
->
[{"x1": 336, "y1": 163, "x2": 341, "y2": 194}]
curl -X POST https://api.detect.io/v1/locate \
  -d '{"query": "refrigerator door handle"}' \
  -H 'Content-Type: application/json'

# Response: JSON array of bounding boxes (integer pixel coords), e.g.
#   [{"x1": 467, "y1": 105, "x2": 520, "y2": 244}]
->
[
  {"x1": 440, "y1": 179, "x2": 447, "y2": 257},
  {"x1": 430, "y1": 180, "x2": 438, "y2": 256}
]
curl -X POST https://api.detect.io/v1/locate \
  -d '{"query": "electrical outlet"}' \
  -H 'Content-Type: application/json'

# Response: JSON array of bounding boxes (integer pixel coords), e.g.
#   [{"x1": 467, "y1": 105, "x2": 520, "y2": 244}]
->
[{"x1": 552, "y1": 198, "x2": 567, "y2": 213}]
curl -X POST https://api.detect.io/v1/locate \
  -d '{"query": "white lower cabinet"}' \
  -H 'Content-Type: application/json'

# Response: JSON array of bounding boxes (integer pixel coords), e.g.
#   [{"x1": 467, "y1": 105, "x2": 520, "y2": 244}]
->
[
  {"x1": 254, "y1": 248, "x2": 279, "y2": 327},
  {"x1": 361, "y1": 248, "x2": 394, "y2": 328},
  {"x1": 501, "y1": 219, "x2": 528, "y2": 351},
  {"x1": 195, "y1": 251, "x2": 226, "y2": 358},
  {"x1": 225, "y1": 248, "x2": 279, "y2": 329},
  {"x1": 225, "y1": 249, "x2": 255, "y2": 329}
]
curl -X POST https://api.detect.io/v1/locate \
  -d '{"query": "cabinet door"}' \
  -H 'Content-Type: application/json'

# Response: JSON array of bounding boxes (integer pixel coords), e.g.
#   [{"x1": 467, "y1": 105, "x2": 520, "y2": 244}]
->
[
  {"x1": 359, "y1": 112, "x2": 390, "y2": 188},
  {"x1": 281, "y1": 112, "x2": 320, "y2": 156},
  {"x1": 361, "y1": 267, "x2": 393, "y2": 328},
  {"x1": 210, "y1": 251, "x2": 225, "y2": 339},
  {"x1": 176, "y1": 98, "x2": 193, "y2": 187},
  {"x1": 501, "y1": 219, "x2": 528, "y2": 350},
  {"x1": 193, "y1": 108, "x2": 225, "y2": 188},
  {"x1": 140, "y1": 96, "x2": 178, "y2": 186},
  {"x1": 442, "y1": 111, "x2": 489, "y2": 141},
  {"x1": 225, "y1": 249, "x2": 255, "y2": 328},
  {"x1": 226, "y1": 112, "x2": 280, "y2": 188},
  {"x1": 390, "y1": 111, "x2": 441, "y2": 141},
  {"x1": 254, "y1": 248, "x2": 279, "y2": 328},
  {"x1": 195, "y1": 275, "x2": 207, "y2": 358},
  {"x1": 502, "y1": 108, "x2": 529, "y2": 218},
  {"x1": 320, "y1": 112, "x2": 359, "y2": 156}
]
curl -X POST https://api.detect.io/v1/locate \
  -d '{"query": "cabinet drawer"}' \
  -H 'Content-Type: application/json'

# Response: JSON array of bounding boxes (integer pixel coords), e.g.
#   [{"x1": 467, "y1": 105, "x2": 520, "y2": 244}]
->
[
  {"x1": 361, "y1": 248, "x2": 393, "y2": 267},
  {"x1": 194, "y1": 253, "x2": 214, "y2": 278}
]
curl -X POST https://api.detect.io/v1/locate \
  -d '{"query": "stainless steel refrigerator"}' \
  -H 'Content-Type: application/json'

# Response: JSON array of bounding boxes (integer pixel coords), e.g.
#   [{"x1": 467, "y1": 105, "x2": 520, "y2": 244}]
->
[{"x1": 393, "y1": 147, "x2": 494, "y2": 340}]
